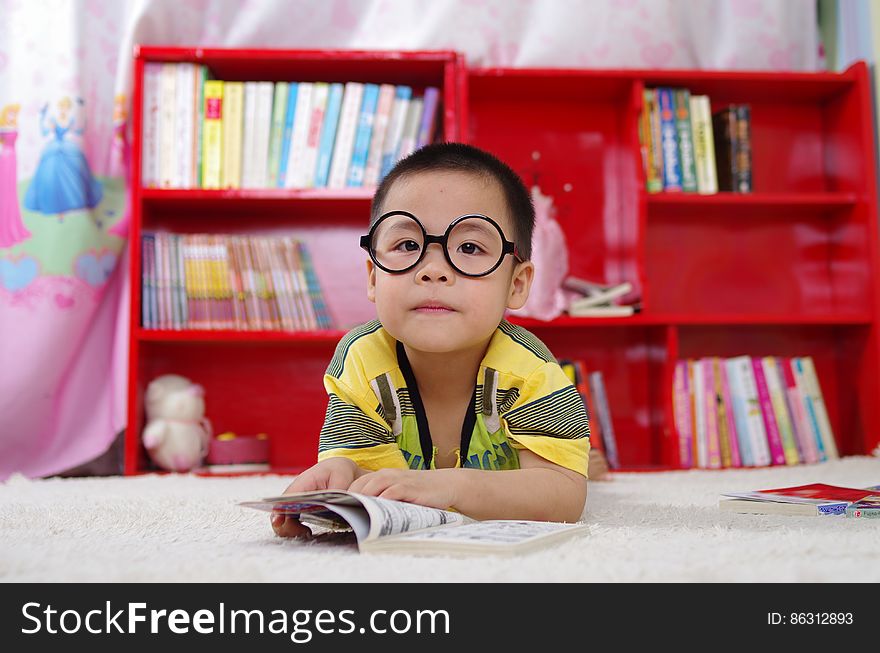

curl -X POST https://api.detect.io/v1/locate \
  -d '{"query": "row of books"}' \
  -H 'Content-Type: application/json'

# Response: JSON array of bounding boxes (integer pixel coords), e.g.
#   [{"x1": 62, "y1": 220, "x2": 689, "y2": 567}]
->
[
  {"x1": 673, "y1": 356, "x2": 837, "y2": 470},
  {"x1": 141, "y1": 62, "x2": 440, "y2": 190},
  {"x1": 559, "y1": 360, "x2": 620, "y2": 469},
  {"x1": 140, "y1": 233, "x2": 332, "y2": 332},
  {"x1": 639, "y1": 87, "x2": 752, "y2": 194}
]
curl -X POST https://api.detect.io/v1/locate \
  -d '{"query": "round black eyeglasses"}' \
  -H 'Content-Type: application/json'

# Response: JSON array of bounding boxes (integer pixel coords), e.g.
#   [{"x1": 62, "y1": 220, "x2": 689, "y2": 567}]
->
[{"x1": 360, "y1": 211, "x2": 522, "y2": 278}]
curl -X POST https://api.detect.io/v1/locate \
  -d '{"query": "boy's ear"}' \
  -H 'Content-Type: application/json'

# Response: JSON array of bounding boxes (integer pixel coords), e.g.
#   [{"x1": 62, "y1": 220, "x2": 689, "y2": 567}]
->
[
  {"x1": 506, "y1": 260, "x2": 534, "y2": 310},
  {"x1": 366, "y1": 258, "x2": 376, "y2": 303}
]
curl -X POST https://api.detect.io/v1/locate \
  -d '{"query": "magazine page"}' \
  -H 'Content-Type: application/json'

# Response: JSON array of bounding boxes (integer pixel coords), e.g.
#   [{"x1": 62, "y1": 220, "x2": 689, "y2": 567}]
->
[
  {"x1": 353, "y1": 493, "x2": 469, "y2": 542},
  {"x1": 363, "y1": 520, "x2": 589, "y2": 555}
]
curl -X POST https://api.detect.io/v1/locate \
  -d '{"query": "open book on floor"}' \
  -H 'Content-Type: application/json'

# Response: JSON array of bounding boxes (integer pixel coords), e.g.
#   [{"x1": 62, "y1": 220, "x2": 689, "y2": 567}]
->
[
  {"x1": 241, "y1": 490, "x2": 588, "y2": 555},
  {"x1": 719, "y1": 483, "x2": 880, "y2": 517}
]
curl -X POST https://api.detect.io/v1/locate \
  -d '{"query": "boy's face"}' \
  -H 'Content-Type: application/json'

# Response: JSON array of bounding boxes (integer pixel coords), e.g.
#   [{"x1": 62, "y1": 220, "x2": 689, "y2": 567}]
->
[{"x1": 367, "y1": 170, "x2": 534, "y2": 354}]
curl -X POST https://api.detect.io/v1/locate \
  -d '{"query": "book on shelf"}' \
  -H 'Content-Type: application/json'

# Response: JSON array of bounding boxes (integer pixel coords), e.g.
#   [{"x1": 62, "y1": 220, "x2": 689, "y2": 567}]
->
[
  {"x1": 241, "y1": 490, "x2": 589, "y2": 555},
  {"x1": 719, "y1": 484, "x2": 880, "y2": 517},
  {"x1": 689, "y1": 94, "x2": 717, "y2": 194},
  {"x1": 559, "y1": 358, "x2": 607, "y2": 464},
  {"x1": 588, "y1": 371, "x2": 620, "y2": 469},
  {"x1": 673, "y1": 356, "x2": 837, "y2": 469},
  {"x1": 313, "y1": 81, "x2": 344, "y2": 188},
  {"x1": 562, "y1": 278, "x2": 638, "y2": 317},
  {"x1": 673, "y1": 88, "x2": 698, "y2": 193},
  {"x1": 141, "y1": 233, "x2": 332, "y2": 332},
  {"x1": 346, "y1": 82, "x2": 380, "y2": 187},
  {"x1": 655, "y1": 87, "x2": 682, "y2": 192},
  {"x1": 327, "y1": 81, "x2": 363, "y2": 188}
]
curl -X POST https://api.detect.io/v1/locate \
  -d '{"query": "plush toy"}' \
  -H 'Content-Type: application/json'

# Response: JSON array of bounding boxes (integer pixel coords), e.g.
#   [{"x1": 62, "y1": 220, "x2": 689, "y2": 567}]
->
[{"x1": 142, "y1": 374, "x2": 212, "y2": 472}]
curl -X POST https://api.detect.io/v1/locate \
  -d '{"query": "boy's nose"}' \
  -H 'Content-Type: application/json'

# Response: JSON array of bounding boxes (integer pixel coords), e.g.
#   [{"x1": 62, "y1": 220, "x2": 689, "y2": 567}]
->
[{"x1": 416, "y1": 243, "x2": 452, "y2": 283}]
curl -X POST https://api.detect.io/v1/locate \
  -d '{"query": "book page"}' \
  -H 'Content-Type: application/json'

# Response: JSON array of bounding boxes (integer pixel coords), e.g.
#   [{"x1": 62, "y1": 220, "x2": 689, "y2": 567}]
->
[
  {"x1": 383, "y1": 520, "x2": 584, "y2": 546},
  {"x1": 354, "y1": 493, "x2": 469, "y2": 542}
]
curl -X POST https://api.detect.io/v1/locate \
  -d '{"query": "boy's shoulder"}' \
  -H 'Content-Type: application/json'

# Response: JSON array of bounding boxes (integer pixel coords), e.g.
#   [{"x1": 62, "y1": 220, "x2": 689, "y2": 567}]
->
[
  {"x1": 483, "y1": 320, "x2": 557, "y2": 381},
  {"x1": 326, "y1": 320, "x2": 398, "y2": 383}
]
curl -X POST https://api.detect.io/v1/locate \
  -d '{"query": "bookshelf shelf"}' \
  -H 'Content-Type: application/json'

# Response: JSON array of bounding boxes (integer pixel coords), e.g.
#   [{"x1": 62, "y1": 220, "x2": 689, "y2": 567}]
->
[
  {"x1": 126, "y1": 48, "x2": 880, "y2": 475},
  {"x1": 135, "y1": 328, "x2": 347, "y2": 343}
]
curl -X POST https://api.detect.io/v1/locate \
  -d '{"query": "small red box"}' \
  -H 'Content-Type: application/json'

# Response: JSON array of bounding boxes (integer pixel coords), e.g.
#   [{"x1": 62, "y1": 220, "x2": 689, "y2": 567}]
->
[{"x1": 206, "y1": 433, "x2": 270, "y2": 465}]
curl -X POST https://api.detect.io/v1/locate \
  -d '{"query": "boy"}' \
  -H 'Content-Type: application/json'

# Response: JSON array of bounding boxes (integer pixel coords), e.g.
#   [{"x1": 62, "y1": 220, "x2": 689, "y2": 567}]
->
[{"x1": 273, "y1": 143, "x2": 590, "y2": 538}]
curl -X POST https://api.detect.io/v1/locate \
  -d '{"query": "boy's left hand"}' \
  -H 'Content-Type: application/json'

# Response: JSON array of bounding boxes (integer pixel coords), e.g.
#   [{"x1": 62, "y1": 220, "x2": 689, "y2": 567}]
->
[{"x1": 347, "y1": 469, "x2": 457, "y2": 510}]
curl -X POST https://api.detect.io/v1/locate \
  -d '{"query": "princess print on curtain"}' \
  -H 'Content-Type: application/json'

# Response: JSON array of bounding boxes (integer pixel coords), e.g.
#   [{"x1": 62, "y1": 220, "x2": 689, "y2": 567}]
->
[
  {"x1": 0, "y1": 104, "x2": 31, "y2": 249},
  {"x1": 24, "y1": 96, "x2": 103, "y2": 221}
]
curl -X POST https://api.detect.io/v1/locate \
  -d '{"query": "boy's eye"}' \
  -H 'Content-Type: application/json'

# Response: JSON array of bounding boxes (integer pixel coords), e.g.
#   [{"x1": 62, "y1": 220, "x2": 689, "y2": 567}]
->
[
  {"x1": 393, "y1": 240, "x2": 421, "y2": 253},
  {"x1": 457, "y1": 242, "x2": 485, "y2": 256}
]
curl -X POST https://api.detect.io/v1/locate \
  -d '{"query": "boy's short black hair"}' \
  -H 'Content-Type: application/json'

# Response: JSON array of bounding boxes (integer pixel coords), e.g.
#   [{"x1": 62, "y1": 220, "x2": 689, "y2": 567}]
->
[{"x1": 371, "y1": 142, "x2": 535, "y2": 260}]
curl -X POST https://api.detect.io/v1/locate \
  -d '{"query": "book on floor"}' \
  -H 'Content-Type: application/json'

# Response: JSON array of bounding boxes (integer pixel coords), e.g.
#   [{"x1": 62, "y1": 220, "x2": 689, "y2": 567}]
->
[
  {"x1": 240, "y1": 490, "x2": 588, "y2": 554},
  {"x1": 719, "y1": 483, "x2": 880, "y2": 517}
]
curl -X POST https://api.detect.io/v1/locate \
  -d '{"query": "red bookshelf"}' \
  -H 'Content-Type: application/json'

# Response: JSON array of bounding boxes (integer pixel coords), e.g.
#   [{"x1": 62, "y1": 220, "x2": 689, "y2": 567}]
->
[
  {"x1": 126, "y1": 47, "x2": 880, "y2": 475},
  {"x1": 126, "y1": 47, "x2": 461, "y2": 475},
  {"x1": 464, "y1": 62, "x2": 880, "y2": 469}
]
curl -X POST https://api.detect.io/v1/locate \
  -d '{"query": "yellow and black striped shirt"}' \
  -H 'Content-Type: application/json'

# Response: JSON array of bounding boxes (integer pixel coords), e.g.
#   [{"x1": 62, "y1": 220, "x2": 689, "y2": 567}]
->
[{"x1": 318, "y1": 319, "x2": 590, "y2": 477}]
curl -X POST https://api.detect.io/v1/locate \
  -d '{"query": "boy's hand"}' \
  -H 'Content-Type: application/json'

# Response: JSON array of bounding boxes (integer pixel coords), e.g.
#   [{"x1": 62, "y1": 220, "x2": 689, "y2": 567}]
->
[
  {"x1": 271, "y1": 457, "x2": 363, "y2": 538},
  {"x1": 347, "y1": 469, "x2": 457, "y2": 510}
]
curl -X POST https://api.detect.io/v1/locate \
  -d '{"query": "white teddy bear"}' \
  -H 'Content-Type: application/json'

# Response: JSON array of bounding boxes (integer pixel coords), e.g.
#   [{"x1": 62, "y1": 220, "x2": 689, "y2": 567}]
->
[{"x1": 142, "y1": 374, "x2": 212, "y2": 472}]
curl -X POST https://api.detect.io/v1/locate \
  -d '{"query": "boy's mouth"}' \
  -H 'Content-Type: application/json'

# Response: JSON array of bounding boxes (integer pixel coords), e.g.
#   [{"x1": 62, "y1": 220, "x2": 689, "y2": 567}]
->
[{"x1": 413, "y1": 301, "x2": 456, "y2": 313}]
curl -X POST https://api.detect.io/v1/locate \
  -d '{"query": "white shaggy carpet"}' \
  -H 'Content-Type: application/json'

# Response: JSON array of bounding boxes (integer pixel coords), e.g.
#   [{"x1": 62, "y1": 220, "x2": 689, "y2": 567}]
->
[{"x1": 2, "y1": 456, "x2": 879, "y2": 582}]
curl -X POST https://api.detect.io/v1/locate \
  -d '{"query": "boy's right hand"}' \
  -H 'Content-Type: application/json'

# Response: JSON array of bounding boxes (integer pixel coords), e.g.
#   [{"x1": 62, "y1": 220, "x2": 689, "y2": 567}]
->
[{"x1": 271, "y1": 457, "x2": 362, "y2": 539}]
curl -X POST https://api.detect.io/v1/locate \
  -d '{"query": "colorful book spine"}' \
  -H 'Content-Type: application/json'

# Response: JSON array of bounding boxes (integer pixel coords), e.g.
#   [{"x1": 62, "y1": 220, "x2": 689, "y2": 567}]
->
[
  {"x1": 298, "y1": 241, "x2": 332, "y2": 329},
  {"x1": 641, "y1": 89, "x2": 663, "y2": 193},
  {"x1": 241, "y1": 82, "x2": 257, "y2": 189},
  {"x1": 141, "y1": 234, "x2": 154, "y2": 328},
  {"x1": 141, "y1": 63, "x2": 162, "y2": 189},
  {"x1": 395, "y1": 96, "x2": 424, "y2": 162},
  {"x1": 673, "y1": 88, "x2": 698, "y2": 192},
  {"x1": 347, "y1": 83, "x2": 380, "y2": 187},
  {"x1": 174, "y1": 63, "x2": 196, "y2": 188},
  {"x1": 363, "y1": 84, "x2": 397, "y2": 187},
  {"x1": 792, "y1": 357, "x2": 826, "y2": 461},
  {"x1": 380, "y1": 85, "x2": 413, "y2": 180},
  {"x1": 314, "y1": 82, "x2": 345, "y2": 188},
  {"x1": 158, "y1": 63, "x2": 178, "y2": 188},
  {"x1": 647, "y1": 89, "x2": 665, "y2": 193},
  {"x1": 655, "y1": 87, "x2": 682, "y2": 192},
  {"x1": 200, "y1": 80, "x2": 224, "y2": 189},
  {"x1": 222, "y1": 81, "x2": 244, "y2": 189},
  {"x1": 301, "y1": 82, "x2": 329, "y2": 188},
  {"x1": 193, "y1": 66, "x2": 207, "y2": 188},
  {"x1": 751, "y1": 357, "x2": 786, "y2": 465},
  {"x1": 284, "y1": 82, "x2": 313, "y2": 188},
  {"x1": 328, "y1": 81, "x2": 364, "y2": 189},
  {"x1": 798, "y1": 357, "x2": 838, "y2": 459},
  {"x1": 692, "y1": 359, "x2": 707, "y2": 468},
  {"x1": 734, "y1": 104, "x2": 752, "y2": 192},
  {"x1": 252, "y1": 81, "x2": 275, "y2": 188},
  {"x1": 761, "y1": 356, "x2": 801, "y2": 465},
  {"x1": 729, "y1": 356, "x2": 771, "y2": 466},
  {"x1": 724, "y1": 358, "x2": 754, "y2": 466},
  {"x1": 690, "y1": 95, "x2": 717, "y2": 194},
  {"x1": 780, "y1": 356, "x2": 819, "y2": 464},
  {"x1": 702, "y1": 357, "x2": 722, "y2": 469},
  {"x1": 672, "y1": 360, "x2": 693, "y2": 468},
  {"x1": 277, "y1": 82, "x2": 298, "y2": 188},
  {"x1": 715, "y1": 357, "x2": 741, "y2": 467},
  {"x1": 415, "y1": 86, "x2": 440, "y2": 149},
  {"x1": 588, "y1": 371, "x2": 619, "y2": 469},
  {"x1": 266, "y1": 81, "x2": 289, "y2": 189}
]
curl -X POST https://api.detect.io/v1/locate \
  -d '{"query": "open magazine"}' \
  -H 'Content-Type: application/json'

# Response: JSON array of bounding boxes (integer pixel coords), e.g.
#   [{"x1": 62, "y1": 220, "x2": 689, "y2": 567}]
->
[
  {"x1": 719, "y1": 483, "x2": 880, "y2": 517},
  {"x1": 240, "y1": 490, "x2": 589, "y2": 555}
]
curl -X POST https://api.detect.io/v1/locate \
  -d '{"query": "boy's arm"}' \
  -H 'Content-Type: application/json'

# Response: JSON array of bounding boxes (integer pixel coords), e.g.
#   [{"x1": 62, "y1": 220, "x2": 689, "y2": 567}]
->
[{"x1": 347, "y1": 449, "x2": 587, "y2": 522}]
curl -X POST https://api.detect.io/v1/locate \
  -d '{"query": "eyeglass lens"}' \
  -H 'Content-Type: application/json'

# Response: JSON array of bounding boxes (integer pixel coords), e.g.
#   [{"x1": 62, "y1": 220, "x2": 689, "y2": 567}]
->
[{"x1": 370, "y1": 214, "x2": 505, "y2": 276}]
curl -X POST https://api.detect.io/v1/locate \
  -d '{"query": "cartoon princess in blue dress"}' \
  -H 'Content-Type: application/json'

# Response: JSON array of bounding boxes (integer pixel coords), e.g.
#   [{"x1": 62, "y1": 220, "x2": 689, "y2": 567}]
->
[
  {"x1": 0, "y1": 103, "x2": 31, "y2": 248},
  {"x1": 24, "y1": 96, "x2": 103, "y2": 221}
]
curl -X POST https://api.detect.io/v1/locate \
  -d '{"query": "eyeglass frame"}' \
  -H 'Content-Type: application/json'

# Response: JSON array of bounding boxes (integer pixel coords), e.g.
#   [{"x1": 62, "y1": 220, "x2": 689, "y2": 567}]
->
[{"x1": 360, "y1": 210, "x2": 522, "y2": 278}]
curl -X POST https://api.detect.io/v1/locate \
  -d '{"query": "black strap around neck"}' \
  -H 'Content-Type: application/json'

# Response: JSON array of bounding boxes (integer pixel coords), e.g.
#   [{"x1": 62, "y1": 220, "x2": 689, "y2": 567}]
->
[{"x1": 396, "y1": 341, "x2": 477, "y2": 470}]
